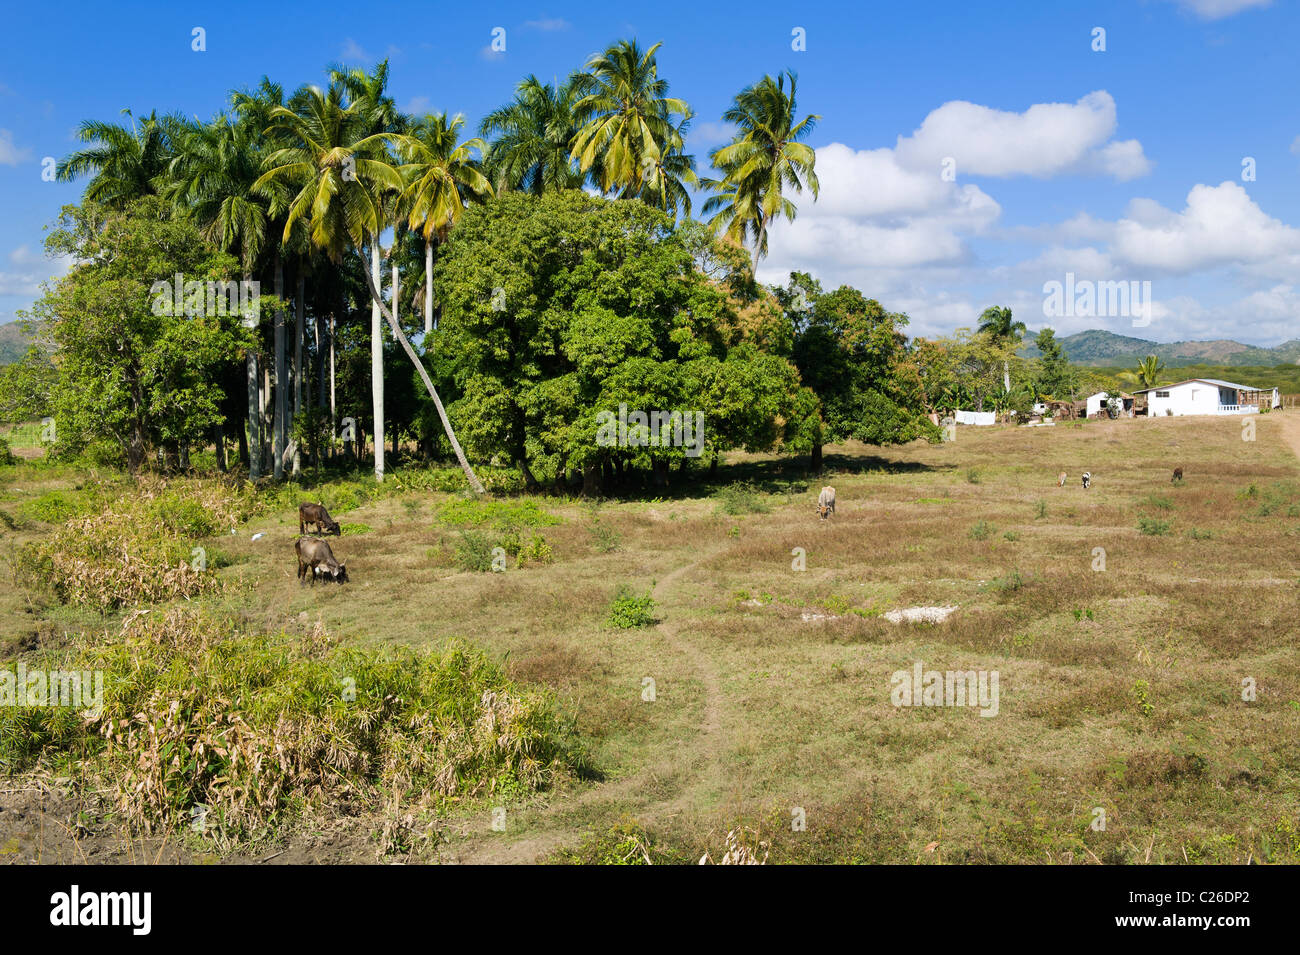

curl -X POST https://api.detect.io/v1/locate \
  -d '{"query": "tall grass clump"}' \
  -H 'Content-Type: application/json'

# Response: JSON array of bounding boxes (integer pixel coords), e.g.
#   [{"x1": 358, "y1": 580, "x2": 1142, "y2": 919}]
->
[
  {"x1": 15, "y1": 478, "x2": 255, "y2": 610},
  {"x1": 0, "y1": 609, "x2": 591, "y2": 841}
]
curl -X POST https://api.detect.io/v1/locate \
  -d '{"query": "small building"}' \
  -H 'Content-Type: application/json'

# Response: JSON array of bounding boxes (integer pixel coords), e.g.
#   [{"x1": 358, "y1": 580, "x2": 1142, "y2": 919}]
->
[
  {"x1": 1085, "y1": 392, "x2": 1109, "y2": 418},
  {"x1": 1133, "y1": 378, "x2": 1280, "y2": 416}
]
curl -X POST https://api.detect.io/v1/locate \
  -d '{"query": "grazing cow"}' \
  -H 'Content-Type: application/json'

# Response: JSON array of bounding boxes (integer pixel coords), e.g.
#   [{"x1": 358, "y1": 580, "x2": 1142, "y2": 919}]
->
[
  {"x1": 1081, "y1": 471, "x2": 1092, "y2": 490},
  {"x1": 1057, "y1": 471, "x2": 1067, "y2": 487},
  {"x1": 299, "y1": 502, "x2": 340, "y2": 536},
  {"x1": 817, "y1": 486, "x2": 836, "y2": 520},
  {"x1": 1172, "y1": 467, "x2": 1184, "y2": 483},
  {"x1": 295, "y1": 536, "x2": 348, "y2": 586}
]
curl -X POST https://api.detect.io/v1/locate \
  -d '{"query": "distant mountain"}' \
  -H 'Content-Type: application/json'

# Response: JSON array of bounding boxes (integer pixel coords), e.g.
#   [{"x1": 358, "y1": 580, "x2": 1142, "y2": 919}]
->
[
  {"x1": 1019, "y1": 329, "x2": 1300, "y2": 367},
  {"x1": 0, "y1": 321, "x2": 34, "y2": 366}
]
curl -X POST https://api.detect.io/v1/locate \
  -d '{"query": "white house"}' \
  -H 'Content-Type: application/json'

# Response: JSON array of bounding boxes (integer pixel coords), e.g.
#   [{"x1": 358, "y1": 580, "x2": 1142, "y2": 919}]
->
[
  {"x1": 1134, "y1": 378, "x2": 1280, "y2": 416},
  {"x1": 1085, "y1": 391, "x2": 1109, "y2": 418}
]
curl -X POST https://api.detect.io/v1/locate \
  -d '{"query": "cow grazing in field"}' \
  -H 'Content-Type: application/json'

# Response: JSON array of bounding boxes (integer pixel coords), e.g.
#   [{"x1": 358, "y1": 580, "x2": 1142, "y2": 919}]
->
[
  {"x1": 817, "y1": 486, "x2": 836, "y2": 520},
  {"x1": 299, "y1": 502, "x2": 340, "y2": 536},
  {"x1": 1057, "y1": 471, "x2": 1067, "y2": 487},
  {"x1": 295, "y1": 536, "x2": 348, "y2": 585},
  {"x1": 1081, "y1": 471, "x2": 1092, "y2": 490},
  {"x1": 1172, "y1": 467, "x2": 1184, "y2": 483}
]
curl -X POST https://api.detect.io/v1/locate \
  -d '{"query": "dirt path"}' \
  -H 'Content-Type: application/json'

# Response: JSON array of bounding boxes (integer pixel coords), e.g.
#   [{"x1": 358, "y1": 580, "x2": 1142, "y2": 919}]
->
[{"x1": 447, "y1": 547, "x2": 730, "y2": 864}]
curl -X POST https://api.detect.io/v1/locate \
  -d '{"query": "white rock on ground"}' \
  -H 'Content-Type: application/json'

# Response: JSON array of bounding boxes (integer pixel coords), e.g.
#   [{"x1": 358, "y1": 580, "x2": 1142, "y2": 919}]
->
[{"x1": 883, "y1": 605, "x2": 958, "y2": 624}]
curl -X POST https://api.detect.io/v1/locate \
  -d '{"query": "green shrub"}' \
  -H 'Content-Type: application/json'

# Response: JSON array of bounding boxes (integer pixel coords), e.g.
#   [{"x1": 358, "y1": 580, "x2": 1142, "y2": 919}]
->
[
  {"x1": 0, "y1": 609, "x2": 591, "y2": 840},
  {"x1": 436, "y1": 497, "x2": 561, "y2": 529},
  {"x1": 0, "y1": 438, "x2": 15, "y2": 466},
  {"x1": 607, "y1": 586, "x2": 657, "y2": 629},
  {"x1": 1138, "y1": 516, "x2": 1172, "y2": 536},
  {"x1": 454, "y1": 531, "x2": 499, "y2": 573},
  {"x1": 589, "y1": 522, "x2": 621, "y2": 553},
  {"x1": 714, "y1": 482, "x2": 769, "y2": 515},
  {"x1": 966, "y1": 468, "x2": 982, "y2": 484},
  {"x1": 969, "y1": 520, "x2": 993, "y2": 540},
  {"x1": 21, "y1": 490, "x2": 83, "y2": 524}
]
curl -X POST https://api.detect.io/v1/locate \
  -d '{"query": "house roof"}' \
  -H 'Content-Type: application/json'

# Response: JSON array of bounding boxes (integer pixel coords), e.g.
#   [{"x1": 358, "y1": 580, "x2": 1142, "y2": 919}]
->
[{"x1": 1131, "y1": 378, "x2": 1265, "y2": 394}]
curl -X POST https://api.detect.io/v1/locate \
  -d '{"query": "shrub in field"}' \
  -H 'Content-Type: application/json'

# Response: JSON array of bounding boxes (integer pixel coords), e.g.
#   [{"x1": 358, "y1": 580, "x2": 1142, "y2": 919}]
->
[
  {"x1": 1138, "y1": 516, "x2": 1172, "y2": 536},
  {"x1": 0, "y1": 438, "x2": 15, "y2": 466},
  {"x1": 21, "y1": 490, "x2": 86, "y2": 524},
  {"x1": 15, "y1": 479, "x2": 251, "y2": 610},
  {"x1": 968, "y1": 520, "x2": 993, "y2": 540},
  {"x1": 0, "y1": 609, "x2": 591, "y2": 840},
  {"x1": 607, "y1": 586, "x2": 657, "y2": 628},
  {"x1": 588, "y1": 522, "x2": 621, "y2": 553},
  {"x1": 714, "y1": 482, "x2": 768, "y2": 515},
  {"x1": 966, "y1": 468, "x2": 982, "y2": 484},
  {"x1": 454, "y1": 531, "x2": 499, "y2": 572}
]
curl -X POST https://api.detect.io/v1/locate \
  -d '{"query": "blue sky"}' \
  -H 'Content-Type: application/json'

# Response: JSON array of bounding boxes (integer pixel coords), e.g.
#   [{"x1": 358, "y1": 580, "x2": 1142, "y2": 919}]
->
[{"x1": 1, "y1": 0, "x2": 1297, "y2": 344}]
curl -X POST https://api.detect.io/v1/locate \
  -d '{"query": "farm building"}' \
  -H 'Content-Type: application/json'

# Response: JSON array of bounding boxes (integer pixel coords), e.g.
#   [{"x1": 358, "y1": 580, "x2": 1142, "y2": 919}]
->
[{"x1": 1133, "y1": 378, "x2": 1281, "y2": 416}]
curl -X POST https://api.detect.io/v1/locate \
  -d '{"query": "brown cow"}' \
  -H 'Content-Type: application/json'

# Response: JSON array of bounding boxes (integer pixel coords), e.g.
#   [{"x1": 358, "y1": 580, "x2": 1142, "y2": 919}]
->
[
  {"x1": 299, "y1": 502, "x2": 340, "y2": 536},
  {"x1": 817, "y1": 486, "x2": 836, "y2": 520},
  {"x1": 295, "y1": 536, "x2": 348, "y2": 585},
  {"x1": 1172, "y1": 467, "x2": 1184, "y2": 483}
]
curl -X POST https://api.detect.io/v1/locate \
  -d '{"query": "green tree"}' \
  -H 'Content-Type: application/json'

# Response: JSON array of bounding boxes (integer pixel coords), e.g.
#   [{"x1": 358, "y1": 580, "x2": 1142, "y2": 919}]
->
[
  {"x1": 1032, "y1": 327, "x2": 1077, "y2": 400},
  {"x1": 784, "y1": 276, "x2": 938, "y2": 470},
  {"x1": 28, "y1": 199, "x2": 251, "y2": 472},
  {"x1": 570, "y1": 40, "x2": 690, "y2": 199},
  {"x1": 703, "y1": 72, "x2": 819, "y2": 267},
  {"x1": 55, "y1": 109, "x2": 184, "y2": 208},
  {"x1": 480, "y1": 75, "x2": 587, "y2": 195},
  {"x1": 977, "y1": 305, "x2": 1027, "y2": 392}
]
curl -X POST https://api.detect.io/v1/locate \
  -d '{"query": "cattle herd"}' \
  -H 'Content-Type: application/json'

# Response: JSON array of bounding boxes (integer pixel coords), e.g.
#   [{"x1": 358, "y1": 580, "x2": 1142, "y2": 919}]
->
[{"x1": 295, "y1": 502, "x2": 347, "y2": 586}]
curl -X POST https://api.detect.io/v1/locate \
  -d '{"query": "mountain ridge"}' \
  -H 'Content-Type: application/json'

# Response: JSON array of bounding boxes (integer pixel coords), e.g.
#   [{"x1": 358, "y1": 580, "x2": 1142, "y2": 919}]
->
[{"x1": 1019, "y1": 329, "x2": 1300, "y2": 367}]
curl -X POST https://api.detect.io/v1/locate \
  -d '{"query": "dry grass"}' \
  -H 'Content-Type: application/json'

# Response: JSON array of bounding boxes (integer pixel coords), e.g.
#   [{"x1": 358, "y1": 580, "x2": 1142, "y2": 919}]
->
[{"x1": 3, "y1": 412, "x2": 1299, "y2": 863}]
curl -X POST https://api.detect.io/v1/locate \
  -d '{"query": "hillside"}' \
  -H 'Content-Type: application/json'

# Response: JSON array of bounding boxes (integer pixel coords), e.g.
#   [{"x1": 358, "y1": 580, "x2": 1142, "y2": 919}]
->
[
  {"x1": 0, "y1": 321, "x2": 33, "y2": 365},
  {"x1": 1020, "y1": 328, "x2": 1300, "y2": 367}
]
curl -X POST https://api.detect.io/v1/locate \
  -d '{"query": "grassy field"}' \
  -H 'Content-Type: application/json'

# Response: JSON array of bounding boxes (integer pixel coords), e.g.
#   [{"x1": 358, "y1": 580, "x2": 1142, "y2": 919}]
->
[{"x1": 3, "y1": 412, "x2": 1299, "y2": 864}]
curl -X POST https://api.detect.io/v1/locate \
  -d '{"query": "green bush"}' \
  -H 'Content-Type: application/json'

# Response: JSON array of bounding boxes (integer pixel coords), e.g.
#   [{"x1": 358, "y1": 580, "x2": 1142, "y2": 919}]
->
[
  {"x1": 714, "y1": 482, "x2": 769, "y2": 515},
  {"x1": 968, "y1": 520, "x2": 993, "y2": 541},
  {"x1": 0, "y1": 609, "x2": 592, "y2": 840},
  {"x1": 1138, "y1": 516, "x2": 1172, "y2": 536},
  {"x1": 437, "y1": 497, "x2": 561, "y2": 529},
  {"x1": 607, "y1": 586, "x2": 657, "y2": 629},
  {"x1": 0, "y1": 438, "x2": 15, "y2": 466}
]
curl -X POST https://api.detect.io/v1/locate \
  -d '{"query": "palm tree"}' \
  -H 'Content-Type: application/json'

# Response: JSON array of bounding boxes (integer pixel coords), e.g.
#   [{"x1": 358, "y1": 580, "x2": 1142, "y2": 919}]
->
[
  {"x1": 255, "y1": 83, "x2": 484, "y2": 492},
  {"x1": 399, "y1": 113, "x2": 493, "y2": 334},
  {"x1": 1118, "y1": 354, "x2": 1166, "y2": 391},
  {"x1": 570, "y1": 39, "x2": 690, "y2": 198},
  {"x1": 56, "y1": 109, "x2": 184, "y2": 207},
  {"x1": 166, "y1": 106, "x2": 276, "y2": 478},
  {"x1": 639, "y1": 115, "x2": 697, "y2": 216},
  {"x1": 480, "y1": 75, "x2": 587, "y2": 194},
  {"x1": 703, "y1": 71, "x2": 819, "y2": 268},
  {"x1": 977, "y1": 305, "x2": 1027, "y2": 392}
]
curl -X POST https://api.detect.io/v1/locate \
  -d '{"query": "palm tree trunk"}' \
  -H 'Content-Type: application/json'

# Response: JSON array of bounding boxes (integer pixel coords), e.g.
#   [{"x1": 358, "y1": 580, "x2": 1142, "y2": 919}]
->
[
  {"x1": 273, "y1": 252, "x2": 286, "y2": 481},
  {"x1": 358, "y1": 253, "x2": 485, "y2": 495},
  {"x1": 424, "y1": 238, "x2": 434, "y2": 335},
  {"x1": 370, "y1": 234, "x2": 385, "y2": 481},
  {"x1": 1003, "y1": 361, "x2": 1011, "y2": 394},
  {"x1": 247, "y1": 350, "x2": 261, "y2": 480},
  {"x1": 292, "y1": 269, "x2": 304, "y2": 477}
]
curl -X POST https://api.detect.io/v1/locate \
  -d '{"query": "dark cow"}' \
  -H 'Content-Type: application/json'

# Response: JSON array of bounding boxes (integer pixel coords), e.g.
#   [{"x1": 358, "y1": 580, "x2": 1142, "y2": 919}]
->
[
  {"x1": 1081, "y1": 471, "x2": 1092, "y2": 490},
  {"x1": 295, "y1": 536, "x2": 348, "y2": 585},
  {"x1": 1172, "y1": 467, "x2": 1184, "y2": 483},
  {"x1": 299, "y1": 502, "x2": 340, "y2": 536}
]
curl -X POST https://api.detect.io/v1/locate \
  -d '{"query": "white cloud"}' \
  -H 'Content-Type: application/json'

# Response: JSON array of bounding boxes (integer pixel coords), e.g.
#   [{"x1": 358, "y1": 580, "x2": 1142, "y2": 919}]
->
[
  {"x1": 0, "y1": 129, "x2": 32, "y2": 166},
  {"x1": 1168, "y1": 0, "x2": 1271, "y2": 20},
  {"x1": 1111, "y1": 181, "x2": 1300, "y2": 275},
  {"x1": 0, "y1": 245, "x2": 72, "y2": 296},
  {"x1": 339, "y1": 38, "x2": 371, "y2": 61},
  {"x1": 1289, "y1": 134, "x2": 1300, "y2": 157},
  {"x1": 892, "y1": 91, "x2": 1151, "y2": 181}
]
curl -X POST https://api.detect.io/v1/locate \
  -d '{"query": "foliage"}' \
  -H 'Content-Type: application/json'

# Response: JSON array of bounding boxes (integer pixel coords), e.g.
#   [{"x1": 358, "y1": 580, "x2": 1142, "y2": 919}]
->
[
  {"x1": 607, "y1": 586, "x2": 657, "y2": 629},
  {"x1": 0, "y1": 609, "x2": 591, "y2": 839}
]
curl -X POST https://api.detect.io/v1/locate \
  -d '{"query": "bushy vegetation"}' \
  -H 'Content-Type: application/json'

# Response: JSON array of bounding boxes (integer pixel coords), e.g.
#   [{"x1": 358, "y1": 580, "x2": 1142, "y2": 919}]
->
[
  {"x1": 0, "y1": 609, "x2": 591, "y2": 842},
  {"x1": 607, "y1": 586, "x2": 657, "y2": 629}
]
